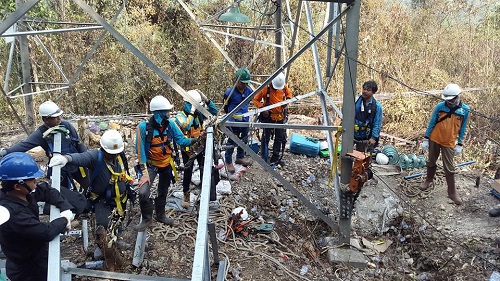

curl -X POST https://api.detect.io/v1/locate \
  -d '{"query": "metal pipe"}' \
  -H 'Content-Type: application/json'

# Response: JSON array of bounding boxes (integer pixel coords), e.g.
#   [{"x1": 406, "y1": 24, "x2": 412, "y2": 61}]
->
[
  {"x1": 47, "y1": 133, "x2": 62, "y2": 281},
  {"x1": 1, "y1": 25, "x2": 103, "y2": 36},
  {"x1": 403, "y1": 161, "x2": 477, "y2": 180},
  {"x1": 192, "y1": 127, "x2": 214, "y2": 280}
]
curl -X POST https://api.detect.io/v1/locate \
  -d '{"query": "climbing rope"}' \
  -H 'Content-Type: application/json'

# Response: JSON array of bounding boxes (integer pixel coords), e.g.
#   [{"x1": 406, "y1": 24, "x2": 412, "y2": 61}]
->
[{"x1": 399, "y1": 170, "x2": 446, "y2": 198}]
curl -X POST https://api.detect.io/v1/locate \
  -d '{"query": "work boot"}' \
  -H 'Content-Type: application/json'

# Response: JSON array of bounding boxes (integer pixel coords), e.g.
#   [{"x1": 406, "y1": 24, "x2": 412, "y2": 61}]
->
[
  {"x1": 489, "y1": 207, "x2": 500, "y2": 217},
  {"x1": 419, "y1": 165, "x2": 437, "y2": 190},
  {"x1": 133, "y1": 200, "x2": 154, "y2": 232},
  {"x1": 446, "y1": 174, "x2": 462, "y2": 205},
  {"x1": 226, "y1": 163, "x2": 235, "y2": 173},
  {"x1": 270, "y1": 156, "x2": 285, "y2": 167},
  {"x1": 154, "y1": 198, "x2": 175, "y2": 226},
  {"x1": 235, "y1": 158, "x2": 252, "y2": 167},
  {"x1": 181, "y1": 192, "x2": 190, "y2": 209},
  {"x1": 115, "y1": 239, "x2": 131, "y2": 250}
]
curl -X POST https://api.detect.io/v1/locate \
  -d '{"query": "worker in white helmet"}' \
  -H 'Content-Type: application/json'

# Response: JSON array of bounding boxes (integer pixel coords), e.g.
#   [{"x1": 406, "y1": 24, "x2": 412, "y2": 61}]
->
[
  {"x1": 0, "y1": 100, "x2": 89, "y2": 215},
  {"x1": 419, "y1": 83, "x2": 470, "y2": 205},
  {"x1": 49, "y1": 129, "x2": 134, "y2": 259},
  {"x1": 175, "y1": 89, "x2": 218, "y2": 208},
  {"x1": 134, "y1": 96, "x2": 198, "y2": 231},
  {"x1": 253, "y1": 72, "x2": 293, "y2": 166}
]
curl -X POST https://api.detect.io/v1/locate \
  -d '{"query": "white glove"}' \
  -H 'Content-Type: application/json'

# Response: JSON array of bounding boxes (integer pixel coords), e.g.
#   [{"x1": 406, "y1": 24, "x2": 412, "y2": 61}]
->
[
  {"x1": 60, "y1": 209, "x2": 75, "y2": 230},
  {"x1": 0, "y1": 148, "x2": 6, "y2": 157},
  {"x1": 421, "y1": 139, "x2": 429, "y2": 151},
  {"x1": 453, "y1": 145, "x2": 463, "y2": 156},
  {"x1": 190, "y1": 105, "x2": 196, "y2": 115},
  {"x1": 198, "y1": 90, "x2": 209, "y2": 103},
  {"x1": 49, "y1": 154, "x2": 68, "y2": 167}
]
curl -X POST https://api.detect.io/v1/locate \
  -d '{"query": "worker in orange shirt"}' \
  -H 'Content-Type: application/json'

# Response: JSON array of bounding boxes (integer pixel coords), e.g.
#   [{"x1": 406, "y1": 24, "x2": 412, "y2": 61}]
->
[{"x1": 253, "y1": 73, "x2": 293, "y2": 166}]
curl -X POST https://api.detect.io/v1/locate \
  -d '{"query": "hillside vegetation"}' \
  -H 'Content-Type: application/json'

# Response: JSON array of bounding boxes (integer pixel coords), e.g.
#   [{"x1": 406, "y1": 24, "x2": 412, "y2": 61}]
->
[{"x1": 0, "y1": 0, "x2": 499, "y2": 172}]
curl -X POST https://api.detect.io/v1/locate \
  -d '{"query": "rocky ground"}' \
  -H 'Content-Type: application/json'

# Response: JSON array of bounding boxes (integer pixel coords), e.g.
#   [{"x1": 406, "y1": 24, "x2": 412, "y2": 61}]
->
[{"x1": 1, "y1": 117, "x2": 499, "y2": 281}]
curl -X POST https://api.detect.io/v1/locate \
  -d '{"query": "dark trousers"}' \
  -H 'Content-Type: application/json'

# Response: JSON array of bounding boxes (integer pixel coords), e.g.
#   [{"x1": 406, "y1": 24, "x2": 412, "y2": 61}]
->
[
  {"x1": 261, "y1": 119, "x2": 285, "y2": 162},
  {"x1": 138, "y1": 165, "x2": 174, "y2": 203},
  {"x1": 181, "y1": 150, "x2": 205, "y2": 193},
  {"x1": 224, "y1": 126, "x2": 249, "y2": 164}
]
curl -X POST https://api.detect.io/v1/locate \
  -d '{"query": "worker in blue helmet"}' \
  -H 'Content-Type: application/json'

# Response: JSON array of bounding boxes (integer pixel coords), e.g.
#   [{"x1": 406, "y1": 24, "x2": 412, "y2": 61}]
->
[{"x1": 0, "y1": 152, "x2": 75, "y2": 281}]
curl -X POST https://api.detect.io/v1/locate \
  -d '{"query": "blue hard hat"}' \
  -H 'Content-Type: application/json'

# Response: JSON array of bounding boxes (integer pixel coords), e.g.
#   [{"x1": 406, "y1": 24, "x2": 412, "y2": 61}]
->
[{"x1": 0, "y1": 152, "x2": 44, "y2": 181}]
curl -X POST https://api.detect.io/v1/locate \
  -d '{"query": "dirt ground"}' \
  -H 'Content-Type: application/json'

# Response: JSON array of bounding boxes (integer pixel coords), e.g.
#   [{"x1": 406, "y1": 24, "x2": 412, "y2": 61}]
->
[{"x1": 1, "y1": 122, "x2": 499, "y2": 281}]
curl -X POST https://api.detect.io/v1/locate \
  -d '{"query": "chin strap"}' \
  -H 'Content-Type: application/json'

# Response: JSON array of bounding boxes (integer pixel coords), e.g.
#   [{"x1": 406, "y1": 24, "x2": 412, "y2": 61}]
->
[{"x1": 17, "y1": 180, "x2": 34, "y2": 193}]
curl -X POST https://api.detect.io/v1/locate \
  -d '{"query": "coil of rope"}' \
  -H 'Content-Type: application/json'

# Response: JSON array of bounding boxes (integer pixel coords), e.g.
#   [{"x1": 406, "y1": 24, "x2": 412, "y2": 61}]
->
[{"x1": 399, "y1": 170, "x2": 446, "y2": 198}]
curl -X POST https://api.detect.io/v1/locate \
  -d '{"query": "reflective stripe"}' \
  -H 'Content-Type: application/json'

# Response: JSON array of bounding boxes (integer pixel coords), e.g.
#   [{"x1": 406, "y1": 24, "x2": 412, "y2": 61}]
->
[
  {"x1": 147, "y1": 157, "x2": 178, "y2": 182},
  {"x1": 354, "y1": 124, "x2": 367, "y2": 132},
  {"x1": 79, "y1": 166, "x2": 87, "y2": 178},
  {"x1": 105, "y1": 155, "x2": 133, "y2": 216}
]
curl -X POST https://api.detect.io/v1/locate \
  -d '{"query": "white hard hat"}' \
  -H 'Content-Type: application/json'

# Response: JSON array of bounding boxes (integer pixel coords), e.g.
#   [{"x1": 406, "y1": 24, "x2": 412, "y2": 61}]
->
[
  {"x1": 376, "y1": 153, "x2": 389, "y2": 165},
  {"x1": 442, "y1": 83, "x2": 461, "y2": 100},
  {"x1": 0, "y1": 205, "x2": 10, "y2": 225},
  {"x1": 39, "y1": 101, "x2": 63, "y2": 117},
  {"x1": 271, "y1": 73, "x2": 286, "y2": 90},
  {"x1": 100, "y1": 129, "x2": 124, "y2": 154},
  {"x1": 231, "y1": 207, "x2": 249, "y2": 220},
  {"x1": 150, "y1": 95, "x2": 174, "y2": 112},
  {"x1": 185, "y1": 90, "x2": 204, "y2": 106}
]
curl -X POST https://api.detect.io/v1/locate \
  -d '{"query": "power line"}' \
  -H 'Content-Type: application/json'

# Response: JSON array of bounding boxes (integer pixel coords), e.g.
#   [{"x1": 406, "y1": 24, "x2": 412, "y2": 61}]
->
[{"x1": 282, "y1": 13, "x2": 500, "y2": 124}]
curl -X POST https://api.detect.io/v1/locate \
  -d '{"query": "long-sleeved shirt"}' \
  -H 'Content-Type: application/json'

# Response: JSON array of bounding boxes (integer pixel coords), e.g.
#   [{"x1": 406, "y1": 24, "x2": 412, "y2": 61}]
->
[
  {"x1": 6, "y1": 120, "x2": 86, "y2": 156},
  {"x1": 354, "y1": 96, "x2": 383, "y2": 140},
  {"x1": 0, "y1": 182, "x2": 72, "y2": 281},
  {"x1": 6, "y1": 120, "x2": 86, "y2": 175},
  {"x1": 67, "y1": 149, "x2": 127, "y2": 198},
  {"x1": 253, "y1": 85, "x2": 293, "y2": 122},
  {"x1": 425, "y1": 101, "x2": 470, "y2": 147},
  {"x1": 136, "y1": 118, "x2": 194, "y2": 167},
  {"x1": 223, "y1": 86, "x2": 252, "y2": 122},
  {"x1": 175, "y1": 101, "x2": 218, "y2": 140}
]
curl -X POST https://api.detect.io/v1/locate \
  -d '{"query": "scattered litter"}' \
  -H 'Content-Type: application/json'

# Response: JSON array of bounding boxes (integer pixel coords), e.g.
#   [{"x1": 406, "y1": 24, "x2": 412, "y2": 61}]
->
[
  {"x1": 362, "y1": 237, "x2": 393, "y2": 253},
  {"x1": 489, "y1": 271, "x2": 500, "y2": 281},
  {"x1": 300, "y1": 265, "x2": 308, "y2": 275},
  {"x1": 85, "y1": 260, "x2": 105, "y2": 269},
  {"x1": 216, "y1": 180, "x2": 232, "y2": 194}
]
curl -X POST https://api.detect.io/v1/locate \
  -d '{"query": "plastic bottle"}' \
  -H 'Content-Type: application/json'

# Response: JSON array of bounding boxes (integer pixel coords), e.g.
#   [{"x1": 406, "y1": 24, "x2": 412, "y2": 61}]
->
[
  {"x1": 85, "y1": 260, "x2": 105, "y2": 269},
  {"x1": 300, "y1": 265, "x2": 308, "y2": 275}
]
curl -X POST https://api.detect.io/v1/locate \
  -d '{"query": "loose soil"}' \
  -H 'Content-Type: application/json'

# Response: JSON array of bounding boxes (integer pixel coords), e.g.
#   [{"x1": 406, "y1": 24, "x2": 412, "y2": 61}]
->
[{"x1": 1, "y1": 121, "x2": 499, "y2": 281}]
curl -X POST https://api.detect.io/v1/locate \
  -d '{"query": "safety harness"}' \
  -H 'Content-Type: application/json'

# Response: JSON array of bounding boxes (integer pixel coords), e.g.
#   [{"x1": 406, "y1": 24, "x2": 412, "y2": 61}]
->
[
  {"x1": 435, "y1": 103, "x2": 461, "y2": 124},
  {"x1": 145, "y1": 116, "x2": 179, "y2": 181},
  {"x1": 354, "y1": 96, "x2": 378, "y2": 139},
  {"x1": 88, "y1": 149, "x2": 134, "y2": 216},
  {"x1": 41, "y1": 124, "x2": 87, "y2": 187},
  {"x1": 258, "y1": 85, "x2": 288, "y2": 164},
  {"x1": 176, "y1": 110, "x2": 202, "y2": 156}
]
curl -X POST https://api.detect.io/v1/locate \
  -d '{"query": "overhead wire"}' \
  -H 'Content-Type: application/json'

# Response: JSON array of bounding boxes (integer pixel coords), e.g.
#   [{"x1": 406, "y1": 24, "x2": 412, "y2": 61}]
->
[
  {"x1": 279, "y1": 2, "x2": 499, "y2": 272},
  {"x1": 281, "y1": 11, "x2": 500, "y2": 124}
]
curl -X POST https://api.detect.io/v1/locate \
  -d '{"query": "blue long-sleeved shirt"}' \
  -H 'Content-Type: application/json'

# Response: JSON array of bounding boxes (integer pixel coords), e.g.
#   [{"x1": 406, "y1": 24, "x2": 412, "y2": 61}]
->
[
  {"x1": 223, "y1": 86, "x2": 252, "y2": 122},
  {"x1": 354, "y1": 96, "x2": 383, "y2": 140},
  {"x1": 6, "y1": 120, "x2": 87, "y2": 176},
  {"x1": 136, "y1": 118, "x2": 193, "y2": 164},
  {"x1": 67, "y1": 149, "x2": 127, "y2": 196}
]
